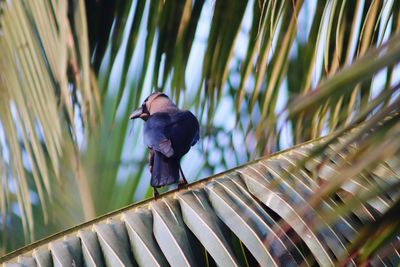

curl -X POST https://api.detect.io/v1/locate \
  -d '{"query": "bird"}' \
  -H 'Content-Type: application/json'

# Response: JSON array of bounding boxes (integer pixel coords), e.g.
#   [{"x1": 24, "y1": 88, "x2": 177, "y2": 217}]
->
[{"x1": 129, "y1": 92, "x2": 199, "y2": 197}]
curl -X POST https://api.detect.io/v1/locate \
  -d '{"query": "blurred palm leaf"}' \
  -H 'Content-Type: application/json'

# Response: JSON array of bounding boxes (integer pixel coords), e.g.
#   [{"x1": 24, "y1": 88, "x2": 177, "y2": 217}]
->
[
  {"x1": 1, "y1": 0, "x2": 400, "y2": 262},
  {"x1": 1, "y1": 138, "x2": 399, "y2": 266},
  {"x1": 0, "y1": 0, "x2": 98, "y2": 250}
]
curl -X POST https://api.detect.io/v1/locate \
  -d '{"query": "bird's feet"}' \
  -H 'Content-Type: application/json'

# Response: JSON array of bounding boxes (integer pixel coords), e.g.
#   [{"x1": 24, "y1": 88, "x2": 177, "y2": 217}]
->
[
  {"x1": 153, "y1": 188, "x2": 160, "y2": 198},
  {"x1": 178, "y1": 165, "x2": 188, "y2": 189},
  {"x1": 178, "y1": 180, "x2": 187, "y2": 189}
]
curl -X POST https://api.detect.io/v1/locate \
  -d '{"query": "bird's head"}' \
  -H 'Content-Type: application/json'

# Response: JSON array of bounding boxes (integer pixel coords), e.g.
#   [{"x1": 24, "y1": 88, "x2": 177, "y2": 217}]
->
[{"x1": 129, "y1": 92, "x2": 178, "y2": 121}]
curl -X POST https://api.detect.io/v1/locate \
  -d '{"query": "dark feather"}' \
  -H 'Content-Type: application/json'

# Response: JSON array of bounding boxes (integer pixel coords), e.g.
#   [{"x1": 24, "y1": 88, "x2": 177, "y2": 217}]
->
[
  {"x1": 150, "y1": 151, "x2": 179, "y2": 187},
  {"x1": 144, "y1": 110, "x2": 199, "y2": 187}
]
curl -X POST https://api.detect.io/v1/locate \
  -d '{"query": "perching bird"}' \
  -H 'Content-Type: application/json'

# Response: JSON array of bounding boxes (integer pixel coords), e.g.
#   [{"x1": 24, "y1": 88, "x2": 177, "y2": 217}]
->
[{"x1": 130, "y1": 92, "x2": 199, "y2": 197}]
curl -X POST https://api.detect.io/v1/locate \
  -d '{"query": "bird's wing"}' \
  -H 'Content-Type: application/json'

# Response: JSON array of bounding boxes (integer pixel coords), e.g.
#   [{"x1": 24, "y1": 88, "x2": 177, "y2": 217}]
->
[
  {"x1": 177, "y1": 111, "x2": 199, "y2": 146},
  {"x1": 158, "y1": 139, "x2": 174, "y2": 157},
  {"x1": 144, "y1": 113, "x2": 174, "y2": 157},
  {"x1": 191, "y1": 127, "x2": 199, "y2": 146}
]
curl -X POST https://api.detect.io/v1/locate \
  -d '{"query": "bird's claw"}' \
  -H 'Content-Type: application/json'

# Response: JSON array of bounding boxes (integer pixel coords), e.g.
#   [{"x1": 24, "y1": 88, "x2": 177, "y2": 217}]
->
[
  {"x1": 178, "y1": 181, "x2": 187, "y2": 190},
  {"x1": 153, "y1": 188, "x2": 160, "y2": 198}
]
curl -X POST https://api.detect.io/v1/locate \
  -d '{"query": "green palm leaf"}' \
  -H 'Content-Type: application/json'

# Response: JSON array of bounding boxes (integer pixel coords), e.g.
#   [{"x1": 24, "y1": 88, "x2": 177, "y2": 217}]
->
[
  {"x1": 1, "y1": 138, "x2": 399, "y2": 265},
  {"x1": 1, "y1": 0, "x2": 400, "y2": 263}
]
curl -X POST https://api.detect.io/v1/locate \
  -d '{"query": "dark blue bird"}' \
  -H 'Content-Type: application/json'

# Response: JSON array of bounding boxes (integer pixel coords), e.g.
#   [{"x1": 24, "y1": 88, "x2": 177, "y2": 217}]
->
[{"x1": 130, "y1": 92, "x2": 199, "y2": 197}]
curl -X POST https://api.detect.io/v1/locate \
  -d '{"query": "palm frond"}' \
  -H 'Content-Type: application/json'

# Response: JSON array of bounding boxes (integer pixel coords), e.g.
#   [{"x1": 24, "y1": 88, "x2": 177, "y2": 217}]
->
[
  {"x1": 1, "y1": 136, "x2": 399, "y2": 266},
  {"x1": 0, "y1": 0, "x2": 97, "y2": 247},
  {"x1": 1, "y1": 0, "x2": 400, "y2": 259}
]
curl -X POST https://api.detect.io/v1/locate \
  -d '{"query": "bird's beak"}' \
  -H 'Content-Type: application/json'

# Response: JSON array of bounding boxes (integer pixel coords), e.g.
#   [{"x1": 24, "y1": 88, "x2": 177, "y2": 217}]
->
[{"x1": 129, "y1": 107, "x2": 144, "y2": 120}]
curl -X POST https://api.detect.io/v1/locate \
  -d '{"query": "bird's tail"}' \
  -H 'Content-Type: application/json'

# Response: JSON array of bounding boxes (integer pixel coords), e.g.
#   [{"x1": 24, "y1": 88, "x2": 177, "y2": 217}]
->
[{"x1": 151, "y1": 151, "x2": 179, "y2": 187}]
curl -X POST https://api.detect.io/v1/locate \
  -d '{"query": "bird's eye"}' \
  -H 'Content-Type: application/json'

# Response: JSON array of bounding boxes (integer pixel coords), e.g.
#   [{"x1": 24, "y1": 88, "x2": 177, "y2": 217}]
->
[{"x1": 142, "y1": 103, "x2": 149, "y2": 114}]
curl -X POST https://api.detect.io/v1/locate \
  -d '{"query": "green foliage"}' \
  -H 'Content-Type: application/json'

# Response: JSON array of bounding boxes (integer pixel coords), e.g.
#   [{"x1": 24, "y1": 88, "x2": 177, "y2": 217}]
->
[
  {"x1": 0, "y1": 0, "x2": 399, "y2": 264},
  {"x1": 1, "y1": 140, "x2": 398, "y2": 265}
]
